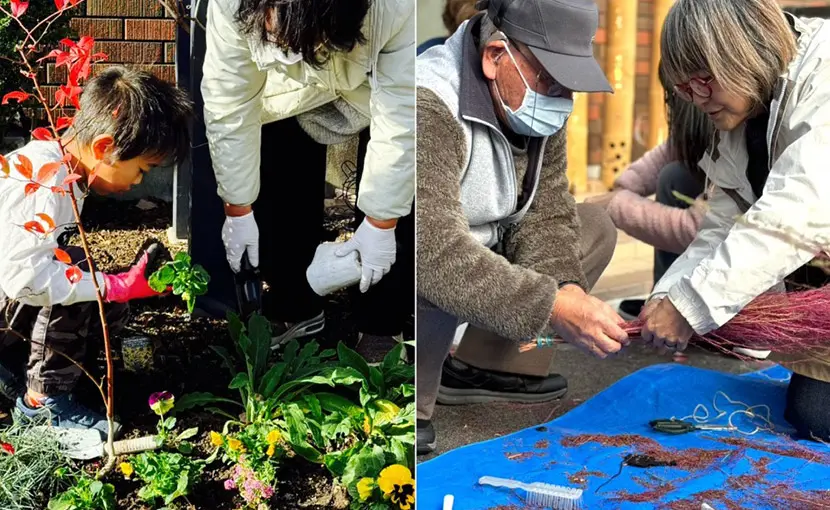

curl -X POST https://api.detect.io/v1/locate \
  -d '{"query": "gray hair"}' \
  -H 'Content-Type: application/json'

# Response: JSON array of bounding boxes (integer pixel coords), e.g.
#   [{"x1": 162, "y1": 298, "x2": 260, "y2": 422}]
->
[
  {"x1": 660, "y1": 0, "x2": 796, "y2": 107},
  {"x1": 477, "y1": 13, "x2": 506, "y2": 55},
  {"x1": 659, "y1": 60, "x2": 713, "y2": 177}
]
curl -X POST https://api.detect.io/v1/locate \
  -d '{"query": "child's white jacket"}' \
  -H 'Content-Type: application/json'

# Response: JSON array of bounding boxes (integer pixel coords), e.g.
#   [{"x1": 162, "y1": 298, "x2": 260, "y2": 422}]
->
[
  {"x1": 200, "y1": 0, "x2": 415, "y2": 220},
  {"x1": 0, "y1": 141, "x2": 104, "y2": 307}
]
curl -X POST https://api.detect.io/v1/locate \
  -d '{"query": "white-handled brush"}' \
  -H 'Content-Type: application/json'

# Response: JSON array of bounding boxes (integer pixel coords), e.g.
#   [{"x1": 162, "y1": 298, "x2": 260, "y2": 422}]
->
[
  {"x1": 443, "y1": 494, "x2": 454, "y2": 510},
  {"x1": 479, "y1": 476, "x2": 583, "y2": 509}
]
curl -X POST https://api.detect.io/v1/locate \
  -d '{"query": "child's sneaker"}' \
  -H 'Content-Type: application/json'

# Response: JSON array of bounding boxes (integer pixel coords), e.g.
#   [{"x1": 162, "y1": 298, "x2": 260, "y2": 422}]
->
[
  {"x1": 14, "y1": 393, "x2": 121, "y2": 439},
  {"x1": 0, "y1": 363, "x2": 24, "y2": 401}
]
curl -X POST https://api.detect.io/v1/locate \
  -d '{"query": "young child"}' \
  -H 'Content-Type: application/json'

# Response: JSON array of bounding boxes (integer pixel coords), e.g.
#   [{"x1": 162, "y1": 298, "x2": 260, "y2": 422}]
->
[{"x1": 0, "y1": 66, "x2": 192, "y2": 438}]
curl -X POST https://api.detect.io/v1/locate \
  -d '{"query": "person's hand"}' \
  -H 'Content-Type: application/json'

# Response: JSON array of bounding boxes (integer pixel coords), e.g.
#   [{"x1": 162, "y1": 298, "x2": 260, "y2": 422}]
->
[
  {"x1": 336, "y1": 217, "x2": 397, "y2": 293},
  {"x1": 222, "y1": 207, "x2": 259, "y2": 273},
  {"x1": 551, "y1": 284, "x2": 630, "y2": 359},
  {"x1": 640, "y1": 297, "x2": 694, "y2": 353},
  {"x1": 103, "y1": 243, "x2": 166, "y2": 303},
  {"x1": 639, "y1": 297, "x2": 663, "y2": 321},
  {"x1": 583, "y1": 191, "x2": 619, "y2": 210}
]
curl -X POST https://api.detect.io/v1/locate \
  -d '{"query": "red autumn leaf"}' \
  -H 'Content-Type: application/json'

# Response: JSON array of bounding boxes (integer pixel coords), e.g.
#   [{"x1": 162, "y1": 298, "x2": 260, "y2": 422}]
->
[
  {"x1": 92, "y1": 52, "x2": 108, "y2": 62},
  {"x1": 54, "y1": 0, "x2": 66, "y2": 10},
  {"x1": 38, "y1": 49, "x2": 62, "y2": 63},
  {"x1": 65, "y1": 265, "x2": 82, "y2": 284},
  {"x1": 55, "y1": 116, "x2": 73, "y2": 131},
  {"x1": 62, "y1": 173, "x2": 81, "y2": 185},
  {"x1": 14, "y1": 154, "x2": 32, "y2": 179},
  {"x1": 2, "y1": 91, "x2": 30, "y2": 105},
  {"x1": 36, "y1": 162, "x2": 61, "y2": 184},
  {"x1": 78, "y1": 36, "x2": 94, "y2": 52},
  {"x1": 54, "y1": 248, "x2": 72, "y2": 264},
  {"x1": 60, "y1": 38, "x2": 77, "y2": 50},
  {"x1": 50, "y1": 186, "x2": 68, "y2": 196},
  {"x1": 55, "y1": 85, "x2": 81, "y2": 108},
  {"x1": 23, "y1": 221, "x2": 45, "y2": 234},
  {"x1": 24, "y1": 183, "x2": 40, "y2": 196},
  {"x1": 1, "y1": 442, "x2": 14, "y2": 455},
  {"x1": 36, "y1": 213, "x2": 56, "y2": 231},
  {"x1": 31, "y1": 127, "x2": 53, "y2": 141},
  {"x1": 10, "y1": 0, "x2": 28, "y2": 17},
  {"x1": 0, "y1": 154, "x2": 8, "y2": 176}
]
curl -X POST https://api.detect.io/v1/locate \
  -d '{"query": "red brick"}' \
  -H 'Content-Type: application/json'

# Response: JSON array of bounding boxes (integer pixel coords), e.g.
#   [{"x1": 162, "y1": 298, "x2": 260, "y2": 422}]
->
[
  {"x1": 636, "y1": 30, "x2": 651, "y2": 46},
  {"x1": 70, "y1": 18, "x2": 123, "y2": 39},
  {"x1": 165, "y1": 42, "x2": 176, "y2": 63},
  {"x1": 94, "y1": 42, "x2": 163, "y2": 63},
  {"x1": 87, "y1": 0, "x2": 163, "y2": 17},
  {"x1": 125, "y1": 19, "x2": 176, "y2": 41}
]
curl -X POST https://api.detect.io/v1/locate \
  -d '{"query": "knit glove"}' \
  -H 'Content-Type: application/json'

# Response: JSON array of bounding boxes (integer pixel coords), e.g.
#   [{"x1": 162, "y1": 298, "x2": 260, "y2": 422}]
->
[{"x1": 335, "y1": 218, "x2": 397, "y2": 293}]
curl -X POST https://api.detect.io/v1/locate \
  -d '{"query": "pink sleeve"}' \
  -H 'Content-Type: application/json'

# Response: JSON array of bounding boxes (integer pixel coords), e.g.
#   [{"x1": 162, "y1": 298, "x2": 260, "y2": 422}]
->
[
  {"x1": 613, "y1": 142, "x2": 677, "y2": 197},
  {"x1": 606, "y1": 189, "x2": 706, "y2": 254}
]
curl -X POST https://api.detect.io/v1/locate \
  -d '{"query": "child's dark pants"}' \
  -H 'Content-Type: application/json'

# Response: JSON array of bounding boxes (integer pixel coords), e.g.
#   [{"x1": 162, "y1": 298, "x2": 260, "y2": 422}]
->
[{"x1": 0, "y1": 247, "x2": 129, "y2": 395}]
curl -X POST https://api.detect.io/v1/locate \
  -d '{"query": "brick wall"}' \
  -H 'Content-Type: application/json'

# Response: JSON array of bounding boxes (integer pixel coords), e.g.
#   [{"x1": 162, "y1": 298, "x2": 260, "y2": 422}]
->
[
  {"x1": 584, "y1": 0, "x2": 830, "y2": 167},
  {"x1": 42, "y1": 1, "x2": 177, "y2": 102}
]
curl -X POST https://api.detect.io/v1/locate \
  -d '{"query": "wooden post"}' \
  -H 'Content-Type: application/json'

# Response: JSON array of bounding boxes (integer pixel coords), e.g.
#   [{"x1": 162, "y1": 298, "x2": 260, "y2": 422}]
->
[
  {"x1": 649, "y1": 0, "x2": 673, "y2": 149},
  {"x1": 567, "y1": 92, "x2": 589, "y2": 194},
  {"x1": 600, "y1": 0, "x2": 638, "y2": 190}
]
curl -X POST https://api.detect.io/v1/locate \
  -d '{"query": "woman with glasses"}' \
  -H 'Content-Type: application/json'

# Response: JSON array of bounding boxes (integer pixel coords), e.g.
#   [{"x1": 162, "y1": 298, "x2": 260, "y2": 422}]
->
[
  {"x1": 641, "y1": 0, "x2": 830, "y2": 440},
  {"x1": 639, "y1": 0, "x2": 830, "y2": 442}
]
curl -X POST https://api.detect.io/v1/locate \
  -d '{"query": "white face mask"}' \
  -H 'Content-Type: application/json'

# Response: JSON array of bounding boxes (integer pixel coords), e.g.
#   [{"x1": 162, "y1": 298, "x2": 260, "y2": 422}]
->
[{"x1": 495, "y1": 43, "x2": 573, "y2": 137}]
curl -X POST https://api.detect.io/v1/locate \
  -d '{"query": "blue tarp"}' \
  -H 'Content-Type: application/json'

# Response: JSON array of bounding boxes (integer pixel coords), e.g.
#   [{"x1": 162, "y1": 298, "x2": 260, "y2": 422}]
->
[{"x1": 417, "y1": 364, "x2": 830, "y2": 509}]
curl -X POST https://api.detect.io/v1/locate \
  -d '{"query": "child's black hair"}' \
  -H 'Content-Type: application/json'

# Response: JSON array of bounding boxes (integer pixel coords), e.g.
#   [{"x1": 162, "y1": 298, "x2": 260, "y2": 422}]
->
[
  {"x1": 236, "y1": 0, "x2": 370, "y2": 69},
  {"x1": 70, "y1": 66, "x2": 193, "y2": 167}
]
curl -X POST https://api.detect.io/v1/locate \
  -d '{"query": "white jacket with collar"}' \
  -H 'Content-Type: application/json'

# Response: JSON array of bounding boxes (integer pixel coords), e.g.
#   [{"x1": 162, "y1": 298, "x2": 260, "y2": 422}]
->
[
  {"x1": 201, "y1": 0, "x2": 415, "y2": 220},
  {"x1": 651, "y1": 15, "x2": 830, "y2": 336}
]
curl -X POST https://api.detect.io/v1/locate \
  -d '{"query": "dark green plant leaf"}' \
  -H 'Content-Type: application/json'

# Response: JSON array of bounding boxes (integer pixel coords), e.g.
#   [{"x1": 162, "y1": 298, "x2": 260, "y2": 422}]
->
[
  {"x1": 228, "y1": 372, "x2": 249, "y2": 390},
  {"x1": 175, "y1": 427, "x2": 199, "y2": 441},
  {"x1": 317, "y1": 392, "x2": 361, "y2": 415},
  {"x1": 177, "y1": 441, "x2": 193, "y2": 454},
  {"x1": 342, "y1": 444, "x2": 385, "y2": 488},
  {"x1": 259, "y1": 362, "x2": 287, "y2": 397},
  {"x1": 208, "y1": 345, "x2": 237, "y2": 378},
  {"x1": 174, "y1": 392, "x2": 242, "y2": 412},
  {"x1": 247, "y1": 313, "x2": 272, "y2": 382},
  {"x1": 381, "y1": 343, "x2": 405, "y2": 374},
  {"x1": 319, "y1": 349, "x2": 336, "y2": 359},
  {"x1": 337, "y1": 342, "x2": 372, "y2": 382},
  {"x1": 302, "y1": 394, "x2": 322, "y2": 420},
  {"x1": 174, "y1": 252, "x2": 191, "y2": 265}
]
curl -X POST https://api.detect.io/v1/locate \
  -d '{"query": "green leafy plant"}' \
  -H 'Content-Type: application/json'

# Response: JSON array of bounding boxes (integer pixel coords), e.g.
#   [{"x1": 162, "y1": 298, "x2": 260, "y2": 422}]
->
[
  {"x1": 47, "y1": 472, "x2": 115, "y2": 510},
  {"x1": 176, "y1": 312, "x2": 356, "y2": 425},
  {"x1": 147, "y1": 391, "x2": 199, "y2": 454},
  {"x1": 148, "y1": 253, "x2": 210, "y2": 313},
  {"x1": 0, "y1": 417, "x2": 73, "y2": 510},
  {"x1": 121, "y1": 451, "x2": 204, "y2": 508}
]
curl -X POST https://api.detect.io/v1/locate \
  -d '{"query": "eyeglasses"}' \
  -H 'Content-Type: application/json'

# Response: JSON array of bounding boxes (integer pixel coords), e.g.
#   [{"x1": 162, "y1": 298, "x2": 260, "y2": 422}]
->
[{"x1": 673, "y1": 76, "x2": 715, "y2": 102}]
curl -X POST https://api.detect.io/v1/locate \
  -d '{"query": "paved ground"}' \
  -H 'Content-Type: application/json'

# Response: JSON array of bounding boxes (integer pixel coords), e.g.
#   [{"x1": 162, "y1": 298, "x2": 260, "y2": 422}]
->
[{"x1": 419, "y1": 342, "x2": 774, "y2": 461}]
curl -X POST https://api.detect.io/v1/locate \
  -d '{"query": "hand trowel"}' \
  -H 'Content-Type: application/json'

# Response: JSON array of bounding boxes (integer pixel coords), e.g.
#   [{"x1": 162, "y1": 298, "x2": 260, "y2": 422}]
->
[
  {"x1": 42, "y1": 427, "x2": 160, "y2": 460},
  {"x1": 235, "y1": 252, "x2": 263, "y2": 321}
]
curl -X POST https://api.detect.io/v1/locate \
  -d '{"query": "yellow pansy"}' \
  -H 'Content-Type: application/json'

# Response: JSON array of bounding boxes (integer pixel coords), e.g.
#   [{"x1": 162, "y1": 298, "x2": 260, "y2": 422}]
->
[
  {"x1": 266, "y1": 430, "x2": 281, "y2": 444},
  {"x1": 266, "y1": 443, "x2": 276, "y2": 457},
  {"x1": 227, "y1": 438, "x2": 244, "y2": 451},
  {"x1": 120, "y1": 462, "x2": 134, "y2": 478},
  {"x1": 363, "y1": 415, "x2": 371, "y2": 435},
  {"x1": 209, "y1": 431, "x2": 223, "y2": 447},
  {"x1": 377, "y1": 465, "x2": 415, "y2": 510},
  {"x1": 356, "y1": 477, "x2": 375, "y2": 501}
]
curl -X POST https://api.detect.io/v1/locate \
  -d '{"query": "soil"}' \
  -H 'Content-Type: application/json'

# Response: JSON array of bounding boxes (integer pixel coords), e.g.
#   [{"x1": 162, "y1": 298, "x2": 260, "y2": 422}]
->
[{"x1": 30, "y1": 196, "x2": 402, "y2": 509}]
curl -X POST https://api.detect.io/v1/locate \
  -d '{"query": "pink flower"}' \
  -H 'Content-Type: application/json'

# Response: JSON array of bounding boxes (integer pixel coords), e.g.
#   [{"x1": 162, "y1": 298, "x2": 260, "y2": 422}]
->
[
  {"x1": 224, "y1": 479, "x2": 236, "y2": 491},
  {"x1": 148, "y1": 391, "x2": 174, "y2": 416}
]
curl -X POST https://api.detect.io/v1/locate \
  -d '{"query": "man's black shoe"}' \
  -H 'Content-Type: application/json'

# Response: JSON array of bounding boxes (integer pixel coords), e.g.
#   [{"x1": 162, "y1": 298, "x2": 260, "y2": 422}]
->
[
  {"x1": 618, "y1": 299, "x2": 645, "y2": 320},
  {"x1": 417, "y1": 419, "x2": 436, "y2": 455},
  {"x1": 437, "y1": 357, "x2": 567, "y2": 405}
]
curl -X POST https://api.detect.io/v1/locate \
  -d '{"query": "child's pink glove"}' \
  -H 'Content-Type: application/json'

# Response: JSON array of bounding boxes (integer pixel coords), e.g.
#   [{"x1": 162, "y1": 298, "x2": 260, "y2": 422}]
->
[{"x1": 103, "y1": 244, "x2": 166, "y2": 303}]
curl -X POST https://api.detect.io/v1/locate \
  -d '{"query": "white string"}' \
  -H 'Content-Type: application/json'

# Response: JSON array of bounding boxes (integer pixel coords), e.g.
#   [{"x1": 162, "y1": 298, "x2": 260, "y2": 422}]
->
[{"x1": 673, "y1": 391, "x2": 774, "y2": 435}]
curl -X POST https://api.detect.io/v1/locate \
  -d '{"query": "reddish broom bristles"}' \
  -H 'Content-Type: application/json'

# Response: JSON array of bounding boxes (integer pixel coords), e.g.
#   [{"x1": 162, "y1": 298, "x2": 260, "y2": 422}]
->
[{"x1": 523, "y1": 287, "x2": 830, "y2": 358}]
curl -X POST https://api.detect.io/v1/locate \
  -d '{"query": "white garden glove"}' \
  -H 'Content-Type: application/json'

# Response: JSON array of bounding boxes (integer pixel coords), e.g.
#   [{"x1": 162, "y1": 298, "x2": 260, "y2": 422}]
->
[
  {"x1": 222, "y1": 211, "x2": 260, "y2": 273},
  {"x1": 336, "y1": 218, "x2": 397, "y2": 293}
]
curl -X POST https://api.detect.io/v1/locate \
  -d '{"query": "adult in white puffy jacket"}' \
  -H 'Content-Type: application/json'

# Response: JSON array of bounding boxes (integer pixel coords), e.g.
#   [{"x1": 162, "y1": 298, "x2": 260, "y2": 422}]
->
[
  {"x1": 641, "y1": 0, "x2": 830, "y2": 441},
  {"x1": 200, "y1": 0, "x2": 415, "y2": 347}
]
